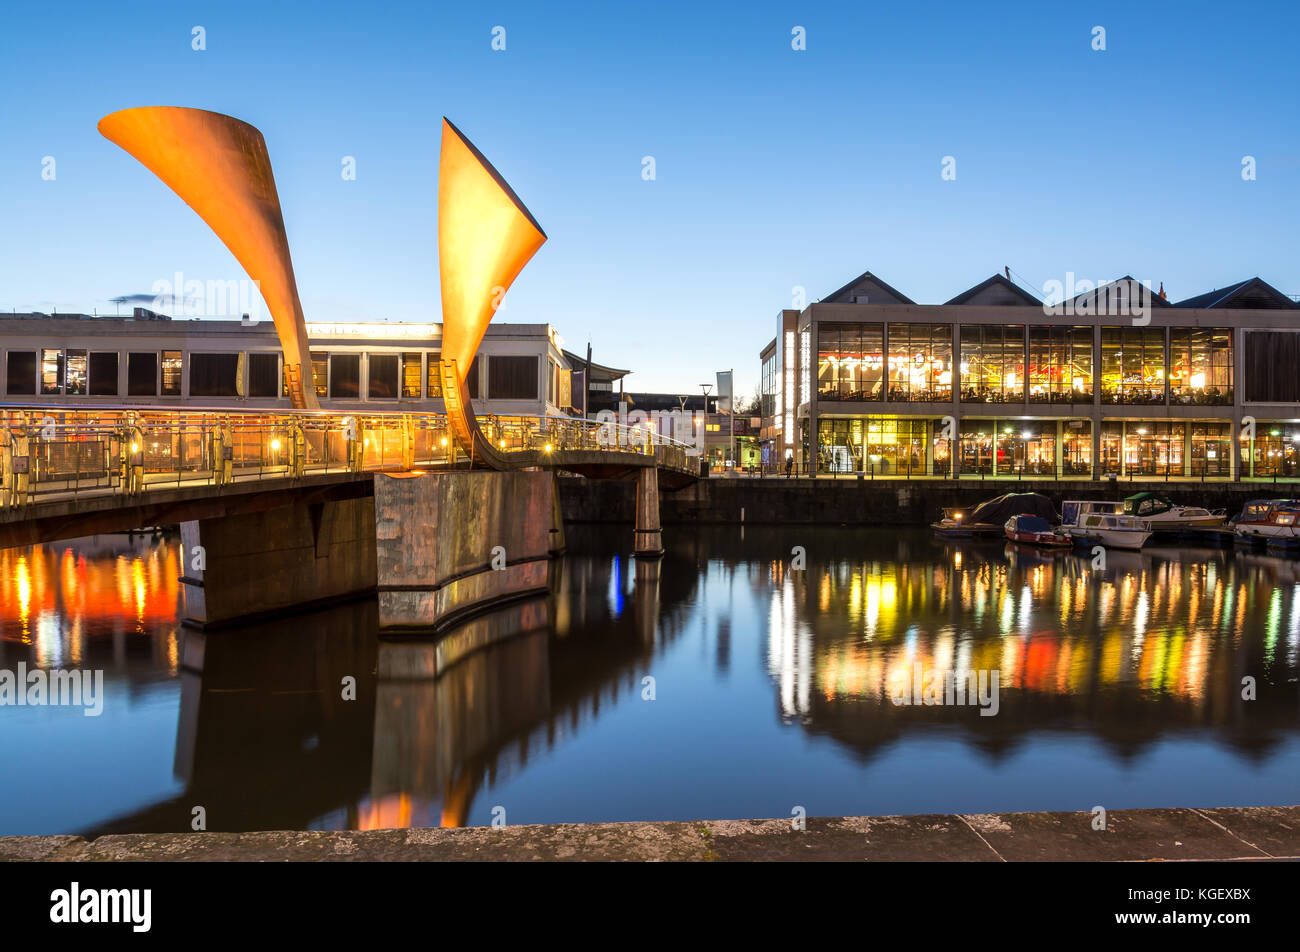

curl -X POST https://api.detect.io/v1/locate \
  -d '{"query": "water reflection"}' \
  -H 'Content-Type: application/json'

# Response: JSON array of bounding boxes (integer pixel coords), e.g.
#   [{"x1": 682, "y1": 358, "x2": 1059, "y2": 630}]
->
[{"x1": 2, "y1": 525, "x2": 1297, "y2": 835}]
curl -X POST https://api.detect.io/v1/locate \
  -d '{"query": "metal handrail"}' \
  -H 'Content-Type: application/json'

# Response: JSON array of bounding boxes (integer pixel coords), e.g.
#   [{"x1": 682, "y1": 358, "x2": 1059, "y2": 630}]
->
[{"x1": 0, "y1": 405, "x2": 693, "y2": 510}]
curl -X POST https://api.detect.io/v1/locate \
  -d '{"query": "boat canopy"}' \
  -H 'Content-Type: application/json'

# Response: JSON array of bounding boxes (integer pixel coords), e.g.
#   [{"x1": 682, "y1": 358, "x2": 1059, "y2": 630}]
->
[
  {"x1": 1123, "y1": 492, "x2": 1173, "y2": 517},
  {"x1": 968, "y1": 492, "x2": 1058, "y2": 526},
  {"x1": 1010, "y1": 515, "x2": 1052, "y2": 532}
]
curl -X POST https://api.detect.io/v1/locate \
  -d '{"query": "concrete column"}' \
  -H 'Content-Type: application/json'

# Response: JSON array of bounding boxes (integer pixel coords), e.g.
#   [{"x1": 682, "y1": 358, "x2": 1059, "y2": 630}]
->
[
  {"x1": 374, "y1": 470, "x2": 559, "y2": 631},
  {"x1": 549, "y1": 471, "x2": 566, "y2": 555},
  {"x1": 180, "y1": 496, "x2": 377, "y2": 629},
  {"x1": 634, "y1": 465, "x2": 664, "y2": 558}
]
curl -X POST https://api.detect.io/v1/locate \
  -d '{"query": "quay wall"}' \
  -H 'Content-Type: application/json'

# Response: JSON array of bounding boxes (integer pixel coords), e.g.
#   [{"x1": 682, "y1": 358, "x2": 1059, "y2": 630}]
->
[{"x1": 560, "y1": 475, "x2": 1300, "y2": 526}]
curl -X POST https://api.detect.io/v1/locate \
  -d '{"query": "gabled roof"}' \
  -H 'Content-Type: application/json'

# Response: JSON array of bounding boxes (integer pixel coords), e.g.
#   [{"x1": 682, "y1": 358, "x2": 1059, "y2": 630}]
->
[
  {"x1": 945, "y1": 274, "x2": 1042, "y2": 306},
  {"x1": 1173, "y1": 277, "x2": 1298, "y2": 310},
  {"x1": 822, "y1": 270, "x2": 915, "y2": 305},
  {"x1": 1062, "y1": 275, "x2": 1171, "y2": 310}
]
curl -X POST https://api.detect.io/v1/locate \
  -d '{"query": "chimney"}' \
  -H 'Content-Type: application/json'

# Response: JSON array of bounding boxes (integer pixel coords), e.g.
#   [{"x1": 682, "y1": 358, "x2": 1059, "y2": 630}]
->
[
  {"x1": 1004, "y1": 266, "x2": 1011, "y2": 281},
  {"x1": 1158, "y1": 281, "x2": 1167, "y2": 301}
]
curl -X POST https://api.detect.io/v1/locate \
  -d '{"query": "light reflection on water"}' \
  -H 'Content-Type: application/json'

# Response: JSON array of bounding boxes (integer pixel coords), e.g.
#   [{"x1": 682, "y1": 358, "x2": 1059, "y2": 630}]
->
[{"x1": 0, "y1": 527, "x2": 1297, "y2": 835}]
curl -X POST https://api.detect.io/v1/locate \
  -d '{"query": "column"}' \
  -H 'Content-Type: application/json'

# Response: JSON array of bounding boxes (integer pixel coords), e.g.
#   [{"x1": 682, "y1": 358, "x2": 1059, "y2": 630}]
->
[{"x1": 634, "y1": 465, "x2": 664, "y2": 558}]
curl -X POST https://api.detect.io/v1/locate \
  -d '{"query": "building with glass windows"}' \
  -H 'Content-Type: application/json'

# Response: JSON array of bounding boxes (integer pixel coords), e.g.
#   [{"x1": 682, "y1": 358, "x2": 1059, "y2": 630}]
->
[
  {"x1": 0, "y1": 310, "x2": 580, "y2": 418},
  {"x1": 758, "y1": 272, "x2": 1300, "y2": 479}
]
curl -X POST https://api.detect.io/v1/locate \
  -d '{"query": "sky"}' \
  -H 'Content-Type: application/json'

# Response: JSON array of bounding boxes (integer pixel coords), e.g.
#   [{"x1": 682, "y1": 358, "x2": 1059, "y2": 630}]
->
[{"x1": 1, "y1": 0, "x2": 1297, "y2": 398}]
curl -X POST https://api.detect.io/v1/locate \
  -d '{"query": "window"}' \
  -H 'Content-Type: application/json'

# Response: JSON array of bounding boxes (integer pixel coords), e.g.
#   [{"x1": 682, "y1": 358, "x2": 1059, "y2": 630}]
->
[
  {"x1": 960, "y1": 325, "x2": 1024, "y2": 402},
  {"x1": 467, "y1": 355, "x2": 481, "y2": 399},
  {"x1": 1122, "y1": 422, "x2": 1183, "y2": 476},
  {"x1": 190, "y1": 353, "x2": 240, "y2": 398},
  {"x1": 817, "y1": 323, "x2": 884, "y2": 401},
  {"x1": 311, "y1": 354, "x2": 328, "y2": 397},
  {"x1": 161, "y1": 351, "x2": 182, "y2": 396},
  {"x1": 1244, "y1": 332, "x2": 1300, "y2": 402},
  {"x1": 887, "y1": 323, "x2": 952, "y2": 401},
  {"x1": 426, "y1": 353, "x2": 443, "y2": 398},
  {"x1": 66, "y1": 350, "x2": 87, "y2": 395},
  {"x1": 367, "y1": 354, "x2": 399, "y2": 399},
  {"x1": 1101, "y1": 327, "x2": 1165, "y2": 404},
  {"x1": 248, "y1": 353, "x2": 280, "y2": 398},
  {"x1": 402, "y1": 353, "x2": 422, "y2": 398},
  {"x1": 488, "y1": 355, "x2": 538, "y2": 400},
  {"x1": 329, "y1": 354, "x2": 361, "y2": 399},
  {"x1": 128, "y1": 352, "x2": 158, "y2": 396},
  {"x1": 1028, "y1": 326, "x2": 1092, "y2": 402},
  {"x1": 41, "y1": 349, "x2": 64, "y2": 395},
  {"x1": 1169, "y1": 328, "x2": 1231, "y2": 405},
  {"x1": 88, "y1": 352, "x2": 119, "y2": 396},
  {"x1": 6, "y1": 351, "x2": 36, "y2": 395}
]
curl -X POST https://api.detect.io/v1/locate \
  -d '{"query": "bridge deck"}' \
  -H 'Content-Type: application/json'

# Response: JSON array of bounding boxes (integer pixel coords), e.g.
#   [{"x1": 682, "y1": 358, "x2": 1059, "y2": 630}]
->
[{"x1": 0, "y1": 405, "x2": 696, "y2": 545}]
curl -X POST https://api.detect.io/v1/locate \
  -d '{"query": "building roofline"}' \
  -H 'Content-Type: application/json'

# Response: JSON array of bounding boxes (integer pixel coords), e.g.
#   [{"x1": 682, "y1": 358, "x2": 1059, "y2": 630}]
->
[{"x1": 822, "y1": 269, "x2": 916, "y2": 305}]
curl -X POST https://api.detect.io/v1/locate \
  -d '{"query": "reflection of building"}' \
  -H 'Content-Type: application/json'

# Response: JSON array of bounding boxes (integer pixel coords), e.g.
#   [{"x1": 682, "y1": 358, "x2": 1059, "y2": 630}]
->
[
  {"x1": 758, "y1": 272, "x2": 1300, "y2": 477},
  {"x1": 1, "y1": 313, "x2": 583, "y2": 419},
  {"x1": 754, "y1": 527, "x2": 1300, "y2": 762}
]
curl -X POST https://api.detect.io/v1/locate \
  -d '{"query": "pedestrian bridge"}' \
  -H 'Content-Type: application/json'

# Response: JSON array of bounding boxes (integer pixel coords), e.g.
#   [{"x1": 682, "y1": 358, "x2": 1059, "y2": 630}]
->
[{"x1": 0, "y1": 404, "x2": 696, "y2": 549}]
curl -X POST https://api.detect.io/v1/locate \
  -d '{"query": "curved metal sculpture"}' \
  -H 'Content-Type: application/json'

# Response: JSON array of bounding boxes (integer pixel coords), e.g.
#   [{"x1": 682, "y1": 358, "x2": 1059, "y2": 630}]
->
[
  {"x1": 98, "y1": 107, "x2": 319, "y2": 409},
  {"x1": 437, "y1": 118, "x2": 547, "y2": 467}
]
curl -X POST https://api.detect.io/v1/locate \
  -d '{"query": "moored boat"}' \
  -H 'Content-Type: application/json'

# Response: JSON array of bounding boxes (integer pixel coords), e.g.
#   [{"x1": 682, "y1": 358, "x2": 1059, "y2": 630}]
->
[
  {"x1": 932, "y1": 492, "x2": 1059, "y2": 539},
  {"x1": 1004, "y1": 514, "x2": 1071, "y2": 548},
  {"x1": 1123, "y1": 492, "x2": 1226, "y2": 531},
  {"x1": 1233, "y1": 499, "x2": 1300, "y2": 543},
  {"x1": 1060, "y1": 499, "x2": 1123, "y2": 529},
  {"x1": 1065, "y1": 512, "x2": 1153, "y2": 550}
]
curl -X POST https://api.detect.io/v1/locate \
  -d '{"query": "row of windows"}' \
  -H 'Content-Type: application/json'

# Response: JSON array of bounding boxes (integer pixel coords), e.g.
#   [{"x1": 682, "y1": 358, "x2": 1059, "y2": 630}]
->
[
  {"x1": 814, "y1": 324, "x2": 1234, "y2": 405},
  {"x1": 810, "y1": 416, "x2": 1241, "y2": 477},
  {"x1": 4, "y1": 349, "x2": 547, "y2": 402}
]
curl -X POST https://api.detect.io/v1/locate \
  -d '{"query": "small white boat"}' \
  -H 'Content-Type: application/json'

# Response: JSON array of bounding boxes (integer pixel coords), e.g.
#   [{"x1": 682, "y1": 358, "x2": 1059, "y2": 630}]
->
[
  {"x1": 1060, "y1": 499, "x2": 1123, "y2": 529},
  {"x1": 1066, "y1": 512, "x2": 1153, "y2": 550}
]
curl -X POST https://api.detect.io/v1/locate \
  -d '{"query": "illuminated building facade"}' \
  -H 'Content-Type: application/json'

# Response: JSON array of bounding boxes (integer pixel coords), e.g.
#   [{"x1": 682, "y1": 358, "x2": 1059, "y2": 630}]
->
[
  {"x1": 758, "y1": 272, "x2": 1300, "y2": 479},
  {"x1": 0, "y1": 313, "x2": 579, "y2": 419}
]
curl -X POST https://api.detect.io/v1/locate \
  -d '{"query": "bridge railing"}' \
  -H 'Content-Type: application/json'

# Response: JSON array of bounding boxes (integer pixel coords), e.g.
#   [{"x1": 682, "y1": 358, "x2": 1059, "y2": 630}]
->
[{"x1": 0, "y1": 405, "x2": 694, "y2": 509}]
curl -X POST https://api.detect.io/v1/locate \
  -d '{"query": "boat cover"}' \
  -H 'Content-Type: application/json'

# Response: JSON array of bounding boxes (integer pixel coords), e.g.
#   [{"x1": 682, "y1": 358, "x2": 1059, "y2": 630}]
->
[
  {"x1": 968, "y1": 492, "x2": 1059, "y2": 525},
  {"x1": 1010, "y1": 515, "x2": 1053, "y2": 532}
]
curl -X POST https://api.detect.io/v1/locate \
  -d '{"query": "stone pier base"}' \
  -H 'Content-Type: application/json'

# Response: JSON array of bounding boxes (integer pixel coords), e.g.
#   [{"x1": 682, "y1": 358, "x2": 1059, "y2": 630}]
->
[{"x1": 374, "y1": 470, "x2": 562, "y2": 632}]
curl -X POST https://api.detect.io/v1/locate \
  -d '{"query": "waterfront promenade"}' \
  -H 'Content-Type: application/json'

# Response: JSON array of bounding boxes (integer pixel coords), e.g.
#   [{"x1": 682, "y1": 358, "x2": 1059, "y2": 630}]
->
[{"x1": 4, "y1": 806, "x2": 1298, "y2": 862}]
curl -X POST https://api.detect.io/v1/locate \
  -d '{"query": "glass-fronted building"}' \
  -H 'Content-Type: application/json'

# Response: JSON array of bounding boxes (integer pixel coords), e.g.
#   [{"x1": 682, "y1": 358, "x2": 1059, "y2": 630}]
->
[
  {"x1": 758, "y1": 272, "x2": 1300, "y2": 479},
  {"x1": 0, "y1": 311, "x2": 579, "y2": 418}
]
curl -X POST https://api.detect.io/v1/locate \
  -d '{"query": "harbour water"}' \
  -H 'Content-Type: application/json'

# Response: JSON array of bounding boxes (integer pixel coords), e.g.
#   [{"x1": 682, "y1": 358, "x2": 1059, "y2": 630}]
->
[{"x1": 1, "y1": 526, "x2": 1297, "y2": 835}]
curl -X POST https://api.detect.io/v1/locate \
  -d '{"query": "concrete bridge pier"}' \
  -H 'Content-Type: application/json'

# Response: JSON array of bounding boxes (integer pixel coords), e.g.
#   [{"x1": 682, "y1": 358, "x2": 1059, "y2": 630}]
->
[
  {"x1": 179, "y1": 496, "x2": 378, "y2": 629},
  {"x1": 374, "y1": 470, "x2": 562, "y2": 632},
  {"x1": 633, "y1": 466, "x2": 664, "y2": 559}
]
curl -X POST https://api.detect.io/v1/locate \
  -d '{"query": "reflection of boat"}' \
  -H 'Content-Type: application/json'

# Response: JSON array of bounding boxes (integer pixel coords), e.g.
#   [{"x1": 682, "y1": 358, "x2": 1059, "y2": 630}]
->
[
  {"x1": 1235, "y1": 550, "x2": 1300, "y2": 584},
  {"x1": 932, "y1": 492, "x2": 1057, "y2": 539},
  {"x1": 1066, "y1": 513, "x2": 1152, "y2": 550},
  {"x1": 1123, "y1": 492, "x2": 1225, "y2": 531},
  {"x1": 1234, "y1": 499, "x2": 1300, "y2": 544},
  {"x1": 1004, "y1": 515, "x2": 1070, "y2": 548}
]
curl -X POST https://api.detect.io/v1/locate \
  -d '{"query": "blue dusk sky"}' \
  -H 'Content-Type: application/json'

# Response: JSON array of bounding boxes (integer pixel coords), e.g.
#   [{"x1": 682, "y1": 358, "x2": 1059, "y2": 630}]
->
[{"x1": 1, "y1": 0, "x2": 1297, "y2": 397}]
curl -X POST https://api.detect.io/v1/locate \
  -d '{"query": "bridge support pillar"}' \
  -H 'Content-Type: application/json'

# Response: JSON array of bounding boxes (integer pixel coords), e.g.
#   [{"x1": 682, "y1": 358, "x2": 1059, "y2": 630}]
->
[
  {"x1": 634, "y1": 466, "x2": 664, "y2": 559},
  {"x1": 374, "y1": 470, "x2": 561, "y2": 632},
  {"x1": 179, "y1": 496, "x2": 377, "y2": 629}
]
